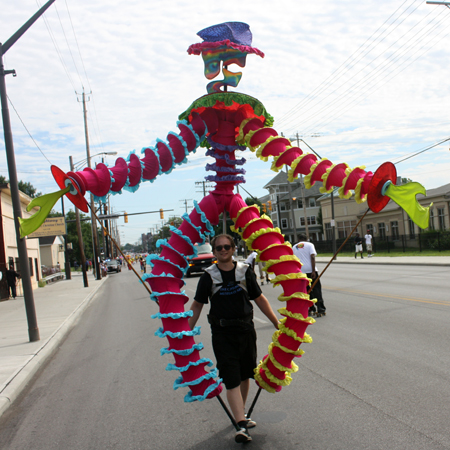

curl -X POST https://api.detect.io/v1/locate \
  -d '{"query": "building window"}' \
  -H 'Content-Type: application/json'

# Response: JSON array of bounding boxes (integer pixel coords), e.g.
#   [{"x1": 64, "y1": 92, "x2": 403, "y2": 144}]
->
[
  {"x1": 273, "y1": 220, "x2": 278, "y2": 228},
  {"x1": 337, "y1": 220, "x2": 356, "y2": 239},
  {"x1": 408, "y1": 217, "x2": 415, "y2": 239},
  {"x1": 379, "y1": 223, "x2": 386, "y2": 239},
  {"x1": 280, "y1": 203, "x2": 286, "y2": 211},
  {"x1": 281, "y1": 218, "x2": 288, "y2": 229},
  {"x1": 8, "y1": 256, "x2": 14, "y2": 269},
  {"x1": 391, "y1": 221, "x2": 399, "y2": 240},
  {"x1": 325, "y1": 223, "x2": 333, "y2": 240},
  {"x1": 438, "y1": 208, "x2": 446, "y2": 230},
  {"x1": 297, "y1": 198, "x2": 303, "y2": 209},
  {"x1": 309, "y1": 198, "x2": 316, "y2": 208},
  {"x1": 429, "y1": 209, "x2": 435, "y2": 230},
  {"x1": 29, "y1": 257, "x2": 34, "y2": 277},
  {"x1": 310, "y1": 216, "x2": 316, "y2": 225},
  {"x1": 15, "y1": 257, "x2": 21, "y2": 274}
]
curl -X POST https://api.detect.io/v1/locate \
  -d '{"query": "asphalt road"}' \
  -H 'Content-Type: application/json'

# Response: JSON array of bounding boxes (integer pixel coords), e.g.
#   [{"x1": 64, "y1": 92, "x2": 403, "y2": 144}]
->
[{"x1": 0, "y1": 263, "x2": 449, "y2": 450}]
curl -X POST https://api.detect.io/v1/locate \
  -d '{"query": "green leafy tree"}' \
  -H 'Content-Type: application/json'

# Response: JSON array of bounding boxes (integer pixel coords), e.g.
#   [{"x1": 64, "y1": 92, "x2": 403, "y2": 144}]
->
[
  {"x1": 0, "y1": 175, "x2": 41, "y2": 198},
  {"x1": 65, "y1": 210, "x2": 96, "y2": 265}
]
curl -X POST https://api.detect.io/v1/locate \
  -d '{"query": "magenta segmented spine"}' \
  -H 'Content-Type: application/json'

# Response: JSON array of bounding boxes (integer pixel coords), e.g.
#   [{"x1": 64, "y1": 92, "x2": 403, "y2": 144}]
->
[
  {"x1": 66, "y1": 113, "x2": 208, "y2": 202},
  {"x1": 144, "y1": 194, "x2": 223, "y2": 402}
]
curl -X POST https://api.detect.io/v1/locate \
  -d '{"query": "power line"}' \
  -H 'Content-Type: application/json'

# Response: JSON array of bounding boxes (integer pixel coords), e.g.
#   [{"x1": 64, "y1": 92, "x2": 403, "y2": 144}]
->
[{"x1": 7, "y1": 95, "x2": 52, "y2": 164}]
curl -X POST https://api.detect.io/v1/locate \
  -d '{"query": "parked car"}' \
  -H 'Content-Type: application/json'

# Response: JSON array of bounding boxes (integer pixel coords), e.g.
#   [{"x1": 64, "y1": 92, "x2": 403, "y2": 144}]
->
[
  {"x1": 186, "y1": 243, "x2": 216, "y2": 276},
  {"x1": 106, "y1": 259, "x2": 122, "y2": 273}
]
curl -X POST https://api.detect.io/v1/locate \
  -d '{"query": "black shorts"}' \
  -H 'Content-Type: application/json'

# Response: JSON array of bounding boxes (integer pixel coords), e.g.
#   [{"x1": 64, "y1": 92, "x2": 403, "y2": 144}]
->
[{"x1": 212, "y1": 329, "x2": 257, "y2": 390}]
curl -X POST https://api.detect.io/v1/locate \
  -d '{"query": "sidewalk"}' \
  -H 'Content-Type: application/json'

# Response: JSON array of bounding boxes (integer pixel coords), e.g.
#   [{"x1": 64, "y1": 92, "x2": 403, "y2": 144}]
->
[{"x1": 0, "y1": 271, "x2": 107, "y2": 419}]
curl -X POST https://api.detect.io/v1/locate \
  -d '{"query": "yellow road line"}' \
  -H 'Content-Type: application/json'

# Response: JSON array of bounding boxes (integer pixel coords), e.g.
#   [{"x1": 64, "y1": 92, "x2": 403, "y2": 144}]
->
[{"x1": 324, "y1": 286, "x2": 450, "y2": 306}]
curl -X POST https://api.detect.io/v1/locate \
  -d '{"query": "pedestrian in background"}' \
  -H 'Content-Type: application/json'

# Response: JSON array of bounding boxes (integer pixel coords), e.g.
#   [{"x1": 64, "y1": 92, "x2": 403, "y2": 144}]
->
[
  {"x1": 365, "y1": 230, "x2": 373, "y2": 257},
  {"x1": 354, "y1": 233, "x2": 364, "y2": 259},
  {"x1": 292, "y1": 234, "x2": 326, "y2": 317},
  {"x1": 6, "y1": 265, "x2": 21, "y2": 299}
]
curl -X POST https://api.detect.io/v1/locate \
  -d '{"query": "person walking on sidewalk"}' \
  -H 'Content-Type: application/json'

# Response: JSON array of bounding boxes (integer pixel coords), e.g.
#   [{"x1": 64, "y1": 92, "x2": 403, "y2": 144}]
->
[
  {"x1": 354, "y1": 233, "x2": 364, "y2": 259},
  {"x1": 365, "y1": 230, "x2": 373, "y2": 257},
  {"x1": 6, "y1": 265, "x2": 21, "y2": 299},
  {"x1": 292, "y1": 234, "x2": 326, "y2": 317},
  {"x1": 189, "y1": 234, "x2": 279, "y2": 444}
]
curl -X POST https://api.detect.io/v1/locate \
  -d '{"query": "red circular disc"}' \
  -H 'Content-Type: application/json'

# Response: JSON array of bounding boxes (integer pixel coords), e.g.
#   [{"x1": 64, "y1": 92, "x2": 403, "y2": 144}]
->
[
  {"x1": 367, "y1": 162, "x2": 397, "y2": 213},
  {"x1": 51, "y1": 165, "x2": 89, "y2": 213}
]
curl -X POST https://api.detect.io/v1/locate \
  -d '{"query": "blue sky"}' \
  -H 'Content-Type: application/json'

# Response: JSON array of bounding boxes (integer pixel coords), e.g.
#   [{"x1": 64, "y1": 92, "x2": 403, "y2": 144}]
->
[{"x1": 1, "y1": 0, "x2": 450, "y2": 245}]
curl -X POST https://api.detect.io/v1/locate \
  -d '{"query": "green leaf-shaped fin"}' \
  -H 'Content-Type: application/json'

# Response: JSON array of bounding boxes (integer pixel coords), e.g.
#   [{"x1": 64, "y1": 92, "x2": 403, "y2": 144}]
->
[
  {"x1": 384, "y1": 182, "x2": 432, "y2": 229},
  {"x1": 18, "y1": 186, "x2": 71, "y2": 238}
]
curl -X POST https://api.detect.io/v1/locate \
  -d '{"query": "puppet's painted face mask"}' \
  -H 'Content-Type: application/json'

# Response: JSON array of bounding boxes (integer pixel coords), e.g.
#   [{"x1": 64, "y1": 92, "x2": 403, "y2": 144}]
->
[{"x1": 201, "y1": 46, "x2": 247, "y2": 93}]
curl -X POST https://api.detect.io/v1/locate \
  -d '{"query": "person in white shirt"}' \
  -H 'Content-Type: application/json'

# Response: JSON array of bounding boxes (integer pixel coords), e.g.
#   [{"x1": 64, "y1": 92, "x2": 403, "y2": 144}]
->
[
  {"x1": 364, "y1": 231, "x2": 373, "y2": 257},
  {"x1": 245, "y1": 251, "x2": 269, "y2": 285},
  {"x1": 292, "y1": 234, "x2": 326, "y2": 317}
]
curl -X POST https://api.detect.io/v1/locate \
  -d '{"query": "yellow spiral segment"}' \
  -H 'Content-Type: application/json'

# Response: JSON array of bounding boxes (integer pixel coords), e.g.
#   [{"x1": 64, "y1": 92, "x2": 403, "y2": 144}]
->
[
  {"x1": 237, "y1": 118, "x2": 373, "y2": 203},
  {"x1": 230, "y1": 199, "x2": 316, "y2": 393}
]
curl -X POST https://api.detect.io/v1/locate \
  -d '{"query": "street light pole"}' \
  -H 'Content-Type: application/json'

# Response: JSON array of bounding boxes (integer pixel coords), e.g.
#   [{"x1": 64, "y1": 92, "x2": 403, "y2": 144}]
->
[{"x1": 0, "y1": 0, "x2": 56, "y2": 342}]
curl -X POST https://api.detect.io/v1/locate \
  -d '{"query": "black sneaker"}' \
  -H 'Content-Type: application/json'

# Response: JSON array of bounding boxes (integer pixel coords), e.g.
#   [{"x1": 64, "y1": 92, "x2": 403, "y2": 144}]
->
[{"x1": 235, "y1": 427, "x2": 252, "y2": 443}]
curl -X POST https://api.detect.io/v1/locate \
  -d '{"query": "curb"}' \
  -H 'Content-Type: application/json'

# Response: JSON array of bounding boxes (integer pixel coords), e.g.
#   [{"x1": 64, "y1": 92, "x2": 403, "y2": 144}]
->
[{"x1": 0, "y1": 278, "x2": 107, "y2": 420}]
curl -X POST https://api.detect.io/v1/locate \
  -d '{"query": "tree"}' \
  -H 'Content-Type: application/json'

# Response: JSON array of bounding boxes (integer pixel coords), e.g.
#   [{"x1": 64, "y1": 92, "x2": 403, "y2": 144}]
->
[
  {"x1": 65, "y1": 210, "x2": 97, "y2": 265},
  {"x1": 245, "y1": 196, "x2": 262, "y2": 208},
  {"x1": 0, "y1": 175, "x2": 41, "y2": 198}
]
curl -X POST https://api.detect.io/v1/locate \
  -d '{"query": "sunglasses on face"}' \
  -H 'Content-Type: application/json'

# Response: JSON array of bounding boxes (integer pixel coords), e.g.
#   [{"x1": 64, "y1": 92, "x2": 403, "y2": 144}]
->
[{"x1": 215, "y1": 244, "x2": 232, "y2": 252}]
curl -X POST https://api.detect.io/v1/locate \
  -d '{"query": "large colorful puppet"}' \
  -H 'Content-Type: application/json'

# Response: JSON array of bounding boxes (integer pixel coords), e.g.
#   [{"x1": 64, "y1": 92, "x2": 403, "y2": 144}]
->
[{"x1": 21, "y1": 21, "x2": 431, "y2": 402}]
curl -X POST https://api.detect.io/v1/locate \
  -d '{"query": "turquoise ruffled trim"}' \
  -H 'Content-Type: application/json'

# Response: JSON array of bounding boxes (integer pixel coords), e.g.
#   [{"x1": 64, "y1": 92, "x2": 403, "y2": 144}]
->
[
  {"x1": 165, "y1": 357, "x2": 213, "y2": 372},
  {"x1": 171, "y1": 131, "x2": 189, "y2": 158},
  {"x1": 173, "y1": 368, "x2": 219, "y2": 390},
  {"x1": 151, "y1": 311, "x2": 193, "y2": 320},
  {"x1": 155, "y1": 326, "x2": 200, "y2": 339},
  {"x1": 177, "y1": 119, "x2": 201, "y2": 151},
  {"x1": 167, "y1": 132, "x2": 189, "y2": 165},
  {"x1": 193, "y1": 200, "x2": 215, "y2": 236},
  {"x1": 169, "y1": 226, "x2": 196, "y2": 257},
  {"x1": 181, "y1": 213, "x2": 206, "y2": 245},
  {"x1": 160, "y1": 342, "x2": 204, "y2": 356},
  {"x1": 184, "y1": 378, "x2": 222, "y2": 403},
  {"x1": 93, "y1": 194, "x2": 109, "y2": 204},
  {"x1": 150, "y1": 290, "x2": 186, "y2": 303},
  {"x1": 123, "y1": 180, "x2": 141, "y2": 193},
  {"x1": 146, "y1": 254, "x2": 188, "y2": 275},
  {"x1": 110, "y1": 189, "x2": 122, "y2": 196},
  {"x1": 155, "y1": 138, "x2": 177, "y2": 175},
  {"x1": 141, "y1": 145, "x2": 163, "y2": 180},
  {"x1": 154, "y1": 239, "x2": 189, "y2": 268}
]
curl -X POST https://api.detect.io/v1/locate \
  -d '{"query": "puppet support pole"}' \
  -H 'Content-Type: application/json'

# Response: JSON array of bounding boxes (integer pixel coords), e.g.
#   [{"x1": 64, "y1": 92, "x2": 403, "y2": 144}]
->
[{"x1": 87, "y1": 202, "x2": 154, "y2": 298}]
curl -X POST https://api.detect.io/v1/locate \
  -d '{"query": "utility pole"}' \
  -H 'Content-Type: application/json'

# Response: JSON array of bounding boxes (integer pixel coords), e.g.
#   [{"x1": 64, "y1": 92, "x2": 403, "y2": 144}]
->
[
  {"x1": 60, "y1": 197, "x2": 71, "y2": 280},
  {"x1": 195, "y1": 180, "x2": 214, "y2": 197},
  {"x1": 180, "y1": 198, "x2": 192, "y2": 214},
  {"x1": 69, "y1": 156, "x2": 89, "y2": 288},
  {"x1": 78, "y1": 89, "x2": 101, "y2": 280},
  {"x1": 0, "y1": 0, "x2": 57, "y2": 342},
  {"x1": 285, "y1": 166, "x2": 297, "y2": 243},
  {"x1": 294, "y1": 133, "x2": 309, "y2": 239}
]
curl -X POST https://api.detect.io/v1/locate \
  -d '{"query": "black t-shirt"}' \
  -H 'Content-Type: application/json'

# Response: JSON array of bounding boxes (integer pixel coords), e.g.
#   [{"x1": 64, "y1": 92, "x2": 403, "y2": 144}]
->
[{"x1": 194, "y1": 262, "x2": 262, "y2": 320}]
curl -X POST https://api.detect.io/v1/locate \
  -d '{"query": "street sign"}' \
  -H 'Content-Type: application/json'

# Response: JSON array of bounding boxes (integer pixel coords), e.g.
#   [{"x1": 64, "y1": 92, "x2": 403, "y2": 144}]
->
[{"x1": 28, "y1": 217, "x2": 66, "y2": 238}]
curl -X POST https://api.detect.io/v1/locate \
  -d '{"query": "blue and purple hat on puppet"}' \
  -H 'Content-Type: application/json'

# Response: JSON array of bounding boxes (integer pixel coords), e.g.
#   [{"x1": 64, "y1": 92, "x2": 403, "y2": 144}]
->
[{"x1": 188, "y1": 22, "x2": 264, "y2": 93}]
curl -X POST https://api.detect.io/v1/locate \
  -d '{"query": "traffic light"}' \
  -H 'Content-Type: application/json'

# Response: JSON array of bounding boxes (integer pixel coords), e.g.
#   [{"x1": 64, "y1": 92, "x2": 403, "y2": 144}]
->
[
  {"x1": 262, "y1": 203, "x2": 267, "y2": 213},
  {"x1": 160, "y1": 208, "x2": 164, "y2": 219},
  {"x1": 268, "y1": 200, "x2": 272, "y2": 211},
  {"x1": 124, "y1": 212, "x2": 128, "y2": 223}
]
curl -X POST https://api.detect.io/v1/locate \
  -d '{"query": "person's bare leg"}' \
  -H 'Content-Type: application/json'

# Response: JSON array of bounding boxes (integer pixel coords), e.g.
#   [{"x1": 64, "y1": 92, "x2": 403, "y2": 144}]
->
[
  {"x1": 240, "y1": 378, "x2": 250, "y2": 405},
  {"x1": 226, "y1": 386, "x2": 246, "y2": 425}
]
